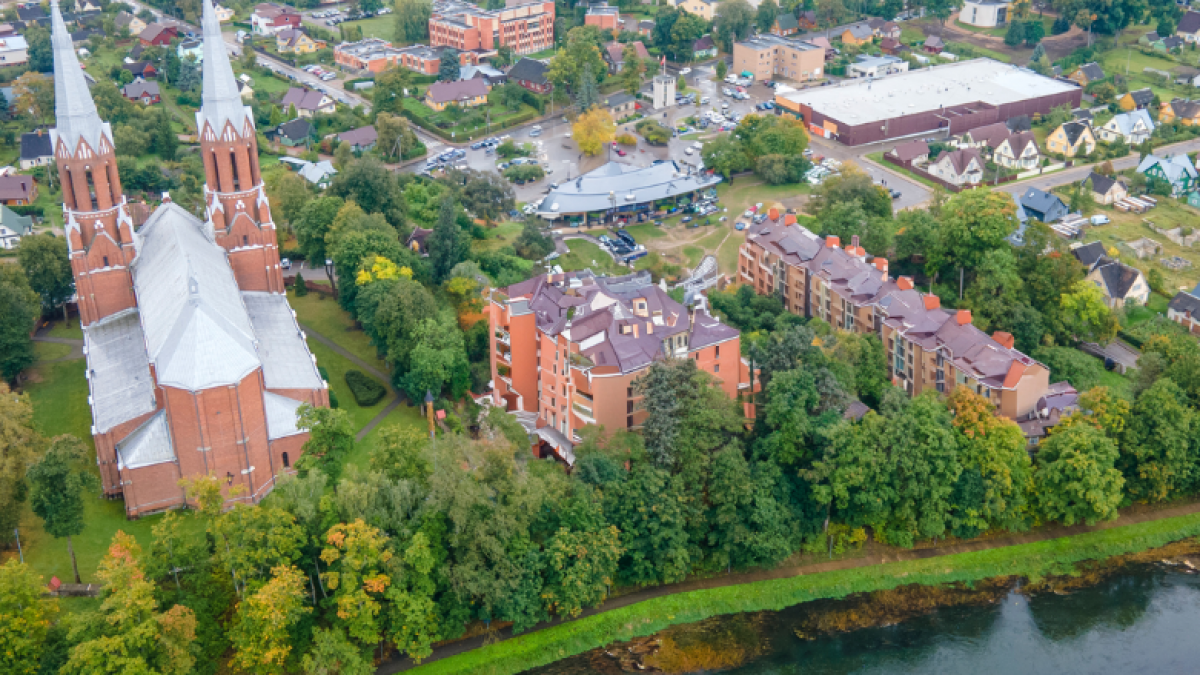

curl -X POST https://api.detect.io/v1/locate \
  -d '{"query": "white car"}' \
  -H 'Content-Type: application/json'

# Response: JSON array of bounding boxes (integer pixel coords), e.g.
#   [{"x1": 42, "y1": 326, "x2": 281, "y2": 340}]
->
[
  {"x1": 679, "y1": 67, "x2": 691, "y2": 75},
  {"x1": 1090, "y1": 214, "x2": 1111, "y2": 225},
  {"x1": 700, "y1": 96, "x2": 710, "y2": 104},
  {"x1": 685, "y1": 147, "x2": 694, "y2": 155}
]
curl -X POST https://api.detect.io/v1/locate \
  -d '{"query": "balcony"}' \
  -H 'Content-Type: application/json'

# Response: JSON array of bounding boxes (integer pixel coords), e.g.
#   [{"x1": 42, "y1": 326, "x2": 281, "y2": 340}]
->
[
  {"x1": 569, "y1": 352, "x2": 595, "y2": 369},
  {"x1": 572, "y1": 402, "x2": 595, "y2": 422},
  {"x1": 495, "y1": 329, "x2": 511, "y2": 345},
  {"x1": 496, "y1": 347, "x2": 511, "y2": 364}
]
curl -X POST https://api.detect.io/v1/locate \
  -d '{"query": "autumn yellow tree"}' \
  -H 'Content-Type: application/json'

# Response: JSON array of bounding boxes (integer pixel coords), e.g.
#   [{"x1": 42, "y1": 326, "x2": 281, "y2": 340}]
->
[
  {"x1": 572, "y1": 107, "x2": 616, "y2": 156},
  {"x1": 12, "y1": 72, "x2": 53, "y2": 123},
  {"x1": 356, "y1": 255, "x2": 413, "y2": 285},
  {"x1": 0, "y1": 560, "x2": 57, "y2": 675},
  {"x1": 64, "y1": 532, "x2": 197, "y2": 675},
  {"x1": 230, "y1": 565, "x2": 312, "y2": 675},
  {"x1": 321, "y1": 519, "x2": 392, "y2": 648}
]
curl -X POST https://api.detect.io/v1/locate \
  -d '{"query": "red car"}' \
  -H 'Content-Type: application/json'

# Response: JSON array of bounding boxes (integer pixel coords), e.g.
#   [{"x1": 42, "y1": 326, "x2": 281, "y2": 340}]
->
[{"x1": 616, "y1": 149, "x2": 627, "y2": 157}]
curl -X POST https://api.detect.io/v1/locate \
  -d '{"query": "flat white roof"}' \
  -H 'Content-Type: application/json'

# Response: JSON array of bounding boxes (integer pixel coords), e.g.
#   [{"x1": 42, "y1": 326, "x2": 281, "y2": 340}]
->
[{"x1": 779, "y1": 58, "x2": 1076, "y2": 126}]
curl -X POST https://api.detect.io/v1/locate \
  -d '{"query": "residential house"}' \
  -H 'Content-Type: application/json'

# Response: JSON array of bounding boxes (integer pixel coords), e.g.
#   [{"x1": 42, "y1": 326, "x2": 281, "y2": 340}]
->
[
  {"x1": 19, "y1": 131, "x2": 52, "y2": 170},
  {"x1": 337, "y1": 125, "x2": 378, "y2": 152},
  {"x1": 122, "y1": 61, "x2": 157, "y2": 79},
  {"x1": 0, "y1": 203, "x2": 32, "y2": 249},
  {"x1": 1019, "y1": 187, "x2": 1069, "y2": 223},
  {"x1": 15, "y1": 6, "x2": 47, "y2": 23},
  {"x1": 637, "y1": 19, "x2": 655, "y2": 35},
  {"x1": 425, "y1": 78, "x2": 489, "y2": 111},
  {"x1": 114, "y1": 11, "x2": 147, "y2": 36},
  {"x1": 1177, "y1": 10, "x2": 1200, "y2": 43},
  {"x1": 959, "y1": 121, "x2": 1010, "y2": 149},
  {"x1": 508, "y1": 57, "x2": 551, "y2": 93},
  {"x1": 129, "y1": 42, "x2": 145, "y2": 60},
  {"x1": 1097, "y1": 109, "x2": 1155, "y2": 144},
  {"x1": 1068, "y1": 62, "x2": 1105, "y2": 87},
  {"x1": 772, "y1": 13, "x2": 799, "y2": 36},
  {"x1": 0, "y1": 35, "x2": 28, "y2": 67},
  {"x1": 1074, "y1": 109, "x2": 1094, "y2": 124},
  {"x1": 252, "y1": 2, "x2": 302, "y2": 35},
  {"x1": 238, "y1": 74, "x2": 255, "y2": 100},
  {"x1": 878, "y1": 21, "x2": 901, "y2": 39},
  {"x1": 177, "y1": 38, "x2": 203, "y2": 64},
  {"x1": 603, "y1": 40, "x2": 650, "y2": 73},
  {"x1": 1085, "y1": 171, "x2": 1127, "y2": 204},
  {"x1": 993, "y1": 131, "x2": 1040, "y2": 169},
  {"x1": 214, "y1": 4, "x2": 235, "y2": 22},
  {"x1": 0, "y1": 174, "x2": 37, "y2": 205},
  {"x1": 277, "y1": 28, "x2": 326, "y2": 54},
  {"x1": 1141, "y1": 30, "x2": 1161, "y2": 45},
  {"x1": 675, "y1": 0, "x2": 719, "y2": 21},
  {"x1": 841, "y1": 23, "x2": 874, "y2": 46},
  {"x1": 737, "y1": 218, "x2": 1060, "y2": 420},
  {"x1": 880, "y1": 37, "x2": 908, "y2": 55},
  {"x1": 267, "y1": 118, "x2": 313, "y2": 147},
  {"x1": 849, "y1": 54, "x2": 907, "y2": 78},
  {"x1": 584, "y1": 2, "x2": 620, "y2": 31},
  {"x1": 280, "y1": 87, "x2": 335, "y2": 117},
  {"x1": 1137, "y1": 153, "x2": 1198, "y2": 195},
  {"x1": 121, "y1": 79, "x2": 161, "y2": 105},
  {"x1": 1158, "y1": 35, "x2": 1185, "y2": 51},
  {"x1": 603, "y1": 92, "x2": 637, "y2": 119},
  {"x1": 1119, "y1": 87, "x2": 1155, "y2": 110},
  {"x1": 961, "y1": 0, "x2": 1010, "y2": 27},
  {"x1": 1176, "y1": 68, "x2": 1200, "y2": 88},
  {"x1": 1046, "y1": 120, "x2": 1095, "y2": 157},
  {"x1": 461, "y1": 63, "x2": 507, "y2": 87},
  {"x1": 406, "y1": 227, "x2": 433, "y2": 256},
  {"x1": 74, "y1": 0, "x2": 101, "y2": 12},
  {"x1": 1017, "y1": 381, "x2": 1081, "y2": 447},
  {"x1": 928, "y1": 148, "x2": 983, "y2": 186},
  {"x1": 0, "y1": 24, "x2": 18, "y2": 38},
  {"x1": 139, "y1": 22, "x2": 177, "y2": 46},
  {"x1": 70, "y1": 27, "x2": 103, "y2": 44},
  {"x1": 807, "y1": 35, "x2": 835, "y2": 59},
  {"x1": 1167, "y1": 283, "x2": 1200, "y2": 335},
  {"x1": 797, "y1": 10, "x2": 818, "y2": 30},
  {"x1": 1072, "y1": 244, "x2": 1151, "y2": 308},
  {"x1": 280, "y1": 157, "x2": 336, "y2": 188},
  {"x1": 923, "y1": 35, "x2": 944, "y2": 53},
  {"x1": 692, "y1": 34, "x2": 717, "y2": 60},
  {"x1": 887, "y1": 139, "x2": 930, "y2": 164},
  {"x1": 1159, "y1": 98, "x2": 1200, "y2": 125},
  {"x1": 1006, "y1": 115, "x2": 1032, "y2": 132}
]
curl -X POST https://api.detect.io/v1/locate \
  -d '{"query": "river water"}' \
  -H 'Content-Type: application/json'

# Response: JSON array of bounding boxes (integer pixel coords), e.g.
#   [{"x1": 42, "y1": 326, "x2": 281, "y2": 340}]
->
[{"x1": 529, "y1": 563, "x2": 1200, "y2": 675}]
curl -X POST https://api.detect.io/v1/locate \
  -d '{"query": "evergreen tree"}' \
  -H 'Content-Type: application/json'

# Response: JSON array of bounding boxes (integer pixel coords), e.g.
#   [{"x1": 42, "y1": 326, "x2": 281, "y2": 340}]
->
[
  {"x1": 437, "y1": 50, "x2": 460, "y2": 82},
  {"x1": 575, "y1": 60, "x2": 599, "y2": 112},
  {"x1": 426, "y1": 195, "x2": 467, "y2": 283}
]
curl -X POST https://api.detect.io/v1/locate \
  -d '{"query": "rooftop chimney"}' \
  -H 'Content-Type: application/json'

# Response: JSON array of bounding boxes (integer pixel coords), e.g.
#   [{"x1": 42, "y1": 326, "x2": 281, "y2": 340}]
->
[
  {"x1": 897, "y1": 276, "x2": 914, "y2": 291},
  {"x1": 768, "y1": 207, "x2": 779, "y2": 221},
  {"x1": 923, "y1": 294, "x2": 940, "y2": 310},
  {"x1": 851, "y1": 234, "x2": 860, "y2": 248},
  {"x1": 873, "y1": 257, "x2": 888, "y2": 273},
  {"x1": 956, "y1": 309, "x2": 971, "y2": 326},
  {"x1": 825, "y1": 235, "x2": 840, "y2": 249},
  {"x1": 992, "y1": 330, "x2": 1015, "y2": 349}
]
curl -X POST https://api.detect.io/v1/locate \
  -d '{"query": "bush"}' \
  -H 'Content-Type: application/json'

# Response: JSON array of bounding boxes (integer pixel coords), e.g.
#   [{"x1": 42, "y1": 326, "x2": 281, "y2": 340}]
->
[
  {"x1": 318, "y1": 366, "x2": 330, "y2": 382},
  {"x1": 635, "y1": 119, "x2": 671, "y2": 145},
  {"x1": 328, "y1": 390, "x2": 339, "y2": 409},
  {"x1": 504, "y1": 164, "x2": 545, "y2": 182},
  {"x1": 344, "y1": 369, "x2": 387, "y2": 406},
  {"x1": 615, "y1": 133, "x2": 637, "y2": 145}
]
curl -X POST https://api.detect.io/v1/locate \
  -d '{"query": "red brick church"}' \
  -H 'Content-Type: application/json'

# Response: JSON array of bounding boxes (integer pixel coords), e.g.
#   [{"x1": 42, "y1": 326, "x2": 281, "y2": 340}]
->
[{"x1": 54, "y1": 0, "x2": 329, "y2": 517}]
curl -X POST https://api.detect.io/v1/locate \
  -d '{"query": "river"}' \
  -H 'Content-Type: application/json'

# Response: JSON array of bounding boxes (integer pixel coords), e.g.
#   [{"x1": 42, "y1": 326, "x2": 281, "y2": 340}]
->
[{"x1": 528, "y1": 562, "x2": 1200, "y2": 674}]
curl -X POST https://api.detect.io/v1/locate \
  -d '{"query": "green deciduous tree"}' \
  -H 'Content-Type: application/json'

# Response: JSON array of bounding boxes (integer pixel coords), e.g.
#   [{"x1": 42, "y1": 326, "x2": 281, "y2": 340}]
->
[
  {"x1": 1119, "y1": 378, "x2": 1197, "y2": 503},
  {"x1": 715, "y1": 0, "x2": 755, "y2": 52},
  {"x1": 297, "y1": 405, "x2": 356, "y2": 482},
  {"x1": 0, "y1": 560, "x2": 56, "y2": 675},
  {"x1": 27, "y1": 435, "x2": 96, "y2": 584},
  {"x1": 0, "y1": 266, "x2": 39, "y2": 380},
  {"x1": 394, "y1": 0, "x2": 432, "y2": 43},
  {"x1": 302, "y1": 628, "x2": 372, "y2": 675},
  {"x1": 756, "y1": 0, "x2": 781, "y2": 32},
  {"x1": 1035, "y1": 423, "x2": 1124, "y2": 526},
  {"x1": 401, "y1": 316, "x2": 471, "y2": 401},
  {"x1": 1060, "y1": 279, "x2": 1119, "y2": 342},
  {"x1": 17, "y1": 233, "x2": 73, "y2": 320},
  {"x1": 426, "y1": 195, "x2": 468, "y2": 283},
  {"x1": 947, "y1": 387, "x2": 1032, "y2": 537}
]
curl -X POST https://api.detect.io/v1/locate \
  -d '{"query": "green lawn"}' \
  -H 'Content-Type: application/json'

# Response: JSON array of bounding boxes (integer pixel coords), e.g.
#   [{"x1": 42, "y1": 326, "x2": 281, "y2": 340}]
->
[
  {"x1": 306, "y1": 339, "x2": 390, "y2": 431},
  {"x1": 340, "y1": 16, "x2": 395, "y2": 40},
  {"x1": 473, "y1": 221, "x2": 524, "y2": 253},
  {"x1": 944, "y1": 41, "x2": 1012, "y2": 63},
  {"x1": 343, "y1": 401, "x2": 426, "y2": 470},
  {"x1": 289, "y1": 291, "x2": 387, "y2": 372},
  {"x1": 33, "y1": 341, "x2": 72, "y2": 361},
  {"x1": 557, "y1": 239, "x2": 626, "y2": 275},
  {"x1": 45, "y1": 318, "x2": 83, "y2": 340},
  {"x1": 621, "y1": 223, "x2": 668, "y2": 240},
  {"x1": 402, "y1": 97, "x2": 539, "y2": 141},
  {"x1": 866, "y1": 151, "x2": 943, "y2": 190}
]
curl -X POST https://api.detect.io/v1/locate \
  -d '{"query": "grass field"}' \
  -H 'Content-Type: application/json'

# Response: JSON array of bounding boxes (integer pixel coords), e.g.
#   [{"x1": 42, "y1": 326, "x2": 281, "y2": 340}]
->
[
  {"x1": 944, "y1": 40, "x2": 1012, "y2": 63},
  {"x1": 306, "y1": 339, "x2": 390, "y2": 430},
  {"x1": 473, "y1": 221, "x2": 524, "y2": 253},
  {"x1": 337, "y1": 16, "x2": 394, "y2": 40},
  {"x1": 557, "y1": 239, "x2": 626, "y2": 275},
  {"x1": 1081, "y1": 191, "x2": 1200, "y2": 292},
  {"x1": 289, "y1": 291, "x2": 387, "y2": 372},
  {"x1": 44, "y1": 318, "x2": 84, "y2": 340},
  {"x1": 343, "y1": 401, "x2": 426, "y2": 470},
  {"x1": 32, "y1": 341, "x2": 72, "y2": 361}
]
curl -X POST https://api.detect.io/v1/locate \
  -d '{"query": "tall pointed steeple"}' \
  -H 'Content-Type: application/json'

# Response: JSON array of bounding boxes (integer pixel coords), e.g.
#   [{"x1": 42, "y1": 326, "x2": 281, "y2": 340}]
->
[
  {"x1": 198, "y1": 0, "x2": 250, "y2": 135},
  {"x1": 50, "y1": 0, "x2": 111, "y2": 155}
]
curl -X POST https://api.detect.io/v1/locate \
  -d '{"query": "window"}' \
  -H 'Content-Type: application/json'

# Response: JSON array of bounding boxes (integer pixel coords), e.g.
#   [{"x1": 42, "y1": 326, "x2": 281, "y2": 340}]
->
[
  {"x1": 714, "y1": 364, "x2": 720, "y2": 373},
  {"x1": 102, "y1": 256, "x2": 109, "y2": 267},
  {"x1": 627, "y1": 415, "x2": 634, "y2": 428},
  {"x1": 282, "y1": 452, "x2": 290, "y2": 468},
  {"x1": 715, "y1": 345, "x2": 720, "y2": 357},
  {"x1": 242, "y1": 235, "x2": 249, "y2": 246},
  {"x1": 627, "y1": 401, "x2": 634, "y2": 414}
]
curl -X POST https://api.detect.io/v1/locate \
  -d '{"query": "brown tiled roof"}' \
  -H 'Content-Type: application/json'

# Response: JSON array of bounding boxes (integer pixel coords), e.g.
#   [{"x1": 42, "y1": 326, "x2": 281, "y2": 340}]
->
[
  {"x1": 426, "y1": 77, "x2": 488, "y2": 104},
  {"x1": 889, "y1": 139, "x2": 928, "y2": 161},
  {"x1": 937, "y1": 147, "x2": 982, "y2": 176},
  {"x1": 966, "y1": 121, "x2": 1010, "y2": 148},
  {"x1": 0, "y1": 174, "x2": 33, "y2": 201}
]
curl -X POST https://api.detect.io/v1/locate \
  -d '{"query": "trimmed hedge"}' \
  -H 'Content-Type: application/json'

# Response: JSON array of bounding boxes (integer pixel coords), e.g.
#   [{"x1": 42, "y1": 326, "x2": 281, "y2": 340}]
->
[{"x1": 344, "y1": 369, "x2": 387, "y2": 406}]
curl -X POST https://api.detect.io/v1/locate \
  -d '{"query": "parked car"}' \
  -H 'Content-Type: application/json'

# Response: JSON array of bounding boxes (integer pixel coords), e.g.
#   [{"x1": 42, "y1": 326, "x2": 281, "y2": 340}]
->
[
  {"x1": 679, "y1": 67, "x2": 691, "y2": 75},
  {"x1": 1090, "y1": 214, "x2": 1110, "y2": 225}
]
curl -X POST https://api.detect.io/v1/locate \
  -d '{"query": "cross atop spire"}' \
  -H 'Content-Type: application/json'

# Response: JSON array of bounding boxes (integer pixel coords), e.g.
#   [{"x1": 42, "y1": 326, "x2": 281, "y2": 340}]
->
[
  {"x1": 50, "y1": 0, "x2": 110, "y2": 156},
  {"x1": 199, "y1": 0, "x2": 250, "y2": 136}
]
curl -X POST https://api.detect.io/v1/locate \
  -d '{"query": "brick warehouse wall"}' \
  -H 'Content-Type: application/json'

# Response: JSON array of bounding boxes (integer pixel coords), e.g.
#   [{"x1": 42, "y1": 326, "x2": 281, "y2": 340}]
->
[{"x1": 798, "y1": 88, "x2": 1081, "y2": 146}]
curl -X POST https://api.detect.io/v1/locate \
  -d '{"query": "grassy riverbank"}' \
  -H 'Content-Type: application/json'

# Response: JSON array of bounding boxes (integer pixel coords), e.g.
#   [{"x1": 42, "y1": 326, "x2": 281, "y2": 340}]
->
[{"x1": 406, "y1": 510, "x2": 1200, "y2": 675}]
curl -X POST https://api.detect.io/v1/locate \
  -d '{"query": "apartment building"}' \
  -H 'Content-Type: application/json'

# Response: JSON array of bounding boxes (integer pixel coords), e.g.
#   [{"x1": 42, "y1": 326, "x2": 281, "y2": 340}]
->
[
  {"x1": 489, "y1": 270, "x2": 749, "y2": 463},
  {"x1": 739, "y1": 213, "x2": 1055, "y2": 420},
  {"x1": 732, "y1": 35, "x2": 825, "y2": 83},
  {"x1": 335, "y1": 39, "x2": 478, "y2": 74},
  {"x1": 429, "y1": 0, "x2": 555, "y2": 57}
]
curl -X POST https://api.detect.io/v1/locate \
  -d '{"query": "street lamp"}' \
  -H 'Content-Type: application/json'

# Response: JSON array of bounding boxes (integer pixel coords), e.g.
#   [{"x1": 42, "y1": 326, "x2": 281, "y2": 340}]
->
[{"x1": 325, "y1": 258, "x2": 336, "y2": 293}]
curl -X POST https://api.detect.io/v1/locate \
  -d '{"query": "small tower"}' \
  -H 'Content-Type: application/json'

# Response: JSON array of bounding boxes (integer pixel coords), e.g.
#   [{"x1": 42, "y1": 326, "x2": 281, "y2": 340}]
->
[
  {"x1": 197, "y1": 0, "x2": 283, "y2": 293},
  {"x1": 50, "y1": 0, "x2": 136, "y2": 326}
]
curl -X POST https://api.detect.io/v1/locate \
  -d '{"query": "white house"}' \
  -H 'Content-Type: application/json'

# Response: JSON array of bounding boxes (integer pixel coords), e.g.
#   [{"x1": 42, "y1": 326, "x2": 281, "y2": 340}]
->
[
  {"x1": 993, "y1": 131, "x2": 1040, "y2": 169},
  {"x1": 848, "y1": 55, "x2": 909, "y2": 78},
  {"x1": 1097, "y1": 109, "x2": 1155, "y2": 144},
  {"x1": 929, "y1": 148, "x2": 984, "y2": 186},
  {"x1": 960, "y1": 0, "x2": 1010, "y2": 27}
]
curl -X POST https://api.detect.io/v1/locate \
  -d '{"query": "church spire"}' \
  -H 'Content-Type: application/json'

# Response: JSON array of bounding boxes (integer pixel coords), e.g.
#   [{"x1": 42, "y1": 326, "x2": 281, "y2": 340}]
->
[
  {"x1": 50, "y1": 0, "x2": 110, "y2": 155},
  {"x1": 199, "y1": 0, "x2": 250, "y2": 136}
]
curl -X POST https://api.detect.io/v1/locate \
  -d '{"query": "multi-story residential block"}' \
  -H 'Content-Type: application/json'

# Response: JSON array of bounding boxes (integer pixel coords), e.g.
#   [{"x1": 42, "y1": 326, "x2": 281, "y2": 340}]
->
[
  {"x1": 732, "y1": 34, "x2": 825, "y2": 82},
  {"x1": 429, "y1": 0, "x2": 555, "y2": 57},
  {"x1": 489, "y1": 270, "x2": 750, "y2": 462},
  {"x1": 738, "y1": 212, "x2": 1057, "y2": 420},
  {"x1": 335, "y1": 39, "x2": 480, "y2": 74}
]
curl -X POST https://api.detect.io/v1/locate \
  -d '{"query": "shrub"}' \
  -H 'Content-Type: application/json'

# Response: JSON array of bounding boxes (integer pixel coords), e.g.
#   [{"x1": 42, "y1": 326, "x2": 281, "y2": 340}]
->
[
  {"x1": 328, "y1": 390, "x2": 339, "y2": 409},
  {"x1": 318, "y1": 366, "x2": 330, "y2": 382},
  {"x1": 344, "y1": 369, "x2": 387, "y2": 406},
  {"x1": 504, "y1": 164, "x2": 544, "y2": 182},
  {"x1": 293, "y1": 273, "x2": 308, "y2": 296},
  {"x1": 616, "y1": 133, "x2": 637, "y2": 145}
]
